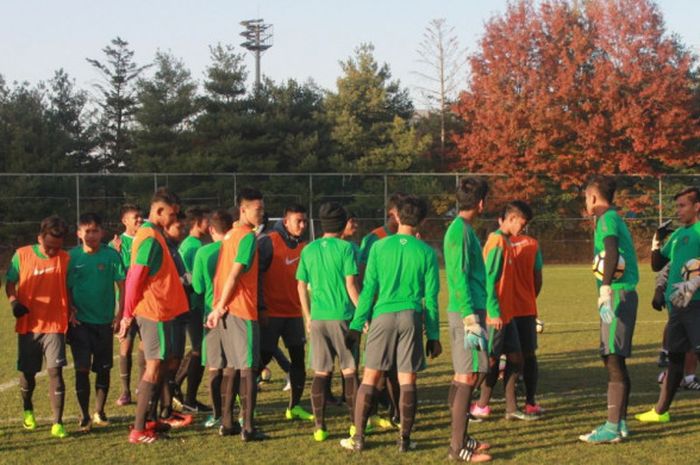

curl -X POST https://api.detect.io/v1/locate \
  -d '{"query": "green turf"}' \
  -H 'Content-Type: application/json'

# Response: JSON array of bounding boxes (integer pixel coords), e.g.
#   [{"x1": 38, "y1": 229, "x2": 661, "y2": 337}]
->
[{"x1": 0, "y1": 265, "x2": 697, "y2": 464}]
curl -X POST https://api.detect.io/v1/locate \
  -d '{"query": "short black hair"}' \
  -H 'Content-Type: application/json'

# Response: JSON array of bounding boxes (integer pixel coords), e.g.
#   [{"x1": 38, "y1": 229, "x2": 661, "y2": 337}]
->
[
  {"x1": 456, "y1": 177, "x2": 489, "y2": 211},
  {"x1": 674, "y1": 187, "x2": 700, "y2": 203},
  {"x1": 346, "y1": 210, "x2": 358, "y2": 220},
  {"x1": 586, "y1": 176, "x2": 616, "y2": 204},
  {"x1": 397, "y1": 195, "x2": 428, "y2": 227},
  {"x1": 120, "y1": 203, "x2": 140, "y2": 219},
  {"x1": 500, "y1": 200, "x2": 533, "y2": 222},
  {"x1": 284, "y1": 204, "x2": 307, "y2": 216},
  {"x1": 387, "y1": 192, "x2": 407, "y2": 211},
  {"x1": 185, "y1": 206, "x2": 211, "y2": 229},
  {"x1": 236, "y1": 187, "x2": 263, "y2": 206},
  {"x1": 39, "y1": 215, "x2": 68, "y2": 238},
  {"x1": 78, "y1": 212, "x2": 102, "y2": 227},
  {"x1": 209, "y1": 209, "x2": 233, "y2": 235},
  {"x1": 151, "y1": 187, "x2": 180, "y2": 206}
]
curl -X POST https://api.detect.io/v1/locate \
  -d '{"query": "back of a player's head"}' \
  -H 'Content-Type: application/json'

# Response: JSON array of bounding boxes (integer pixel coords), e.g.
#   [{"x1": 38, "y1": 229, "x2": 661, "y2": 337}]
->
[
  {"x1": 151, "y1": 187, "x2": 180, "y2": 206},
  {"x1": 40, "y1": 215, "x2": 68, "y2": 238},
  {"x1": 346, "y1": 209, "x2": 357, "y2": 220},
  {"x1": 78, "y1": 212, "x2": 103, "y2": 229},
  {"x1": 500, "y1": 200, "x2": 533, "y2": 222},
  {"x1": 397, "y1": 195, "x2": 428, "y2": 227},
  {"x1": 284, "y1": 204, "x2": 307, "y2": 217},
  {"x1": 319, "y1": 202, "x2": 348, "y2": 234},
  {"x1": 586, "y1": 176, "x2": 616, "y2": 204},
  {"x1": 387, "y1": 192, "x2": 407, "y2": 211},
  {"x1": 674, "y1": 186, "x2": 700, "y2": 203},
  {"x1": 185, "y1": 206, "x2": 211, "y2": 228},
  {"x1": 456, "y1": 177, "x2": 489, "y2": 211},
  {"x1": 236, "y1": 187, "x2": 263, "y2": 206},
  {"x1": 209, "y1": 209, "x2": 233, "y2": 235},
  {"x1": 120, "y1": 203, "x2": 140, "y2": 219}
]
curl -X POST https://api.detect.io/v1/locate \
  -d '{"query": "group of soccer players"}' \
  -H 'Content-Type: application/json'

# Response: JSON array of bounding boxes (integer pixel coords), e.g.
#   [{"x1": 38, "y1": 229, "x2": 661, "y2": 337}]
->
[{"x1": 5, "y1": 176, "x2": 700, "y2": 461}]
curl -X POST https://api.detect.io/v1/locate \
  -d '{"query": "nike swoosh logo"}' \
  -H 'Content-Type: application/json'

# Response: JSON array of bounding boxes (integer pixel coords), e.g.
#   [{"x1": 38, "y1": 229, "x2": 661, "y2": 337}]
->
[
  {"x1": 285, "y1": 257, "x2": 300, "y2": 265},
  {"x1": 75, "y1": 265, "x2": 85, "y2": 269},
  {"x1": 33, "y1": 267, "x2": 56, "y2": 276}
]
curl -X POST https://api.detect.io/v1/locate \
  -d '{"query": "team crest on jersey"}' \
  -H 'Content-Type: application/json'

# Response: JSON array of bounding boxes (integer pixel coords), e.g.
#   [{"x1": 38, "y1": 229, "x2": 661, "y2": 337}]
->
[
  {"x1": 682, "y1": 236, "x2": 689, "y2": 246},
  {"x1": 400, "y1": 238, "x2": 408, "y2": 245},
  {"x1": 97, "y1": 263, "x2": 105, "y2": 271}
]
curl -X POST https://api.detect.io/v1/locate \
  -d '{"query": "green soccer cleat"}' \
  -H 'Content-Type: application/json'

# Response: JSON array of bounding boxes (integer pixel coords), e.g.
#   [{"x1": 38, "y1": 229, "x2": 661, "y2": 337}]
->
[
  {"x1": 204, "y1": 415, "x2": 221, "y2": 428},
  {"x1": 314, "y1": 428, "x2": 329, "y2": 442},
  {"x1": 349, "y1": 422, "x2": 374, "y2": 437},
  {"x1": 285, "y1": 405, "x2": 314, "y2": 421},
  {"x1": 578, "y1": 423, "x2": 621, "y2": 444},
  {"x1": 22, "y1": 410, "x2": 37, "y2": 430},
  {"x1": 619, "y1": 420, "x2": 629, "y2": 438},
  {"x1": 51, "y1": 423, "x2": 69, "y2": 439},
  {"x1": 635, "y1": 408, "x2": 670, "y2": 423}
]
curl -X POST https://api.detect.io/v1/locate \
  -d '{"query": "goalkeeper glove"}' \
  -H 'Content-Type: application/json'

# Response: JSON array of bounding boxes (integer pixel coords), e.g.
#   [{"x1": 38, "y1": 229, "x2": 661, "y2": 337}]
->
[
  {"x1": 11, "y1": 301, "x2": 29, "y2": 318},
  {"x1": 463, "y1": 314, "x2": 487, "y2": 351},
  {"x1": 670, "y1": 276, "x2": 700, "y2": 309},
  {"x1": 598, "y1": 285, "x2": 614, "y2": 324},
  {"x1": 652, "y1": 220, "x2": 674, "y2": 251},
  {"x1": 425, "y1": 339, "x2": 442, "y2": 358},
  {"x1": 651, "y1": 287, "x2": 666, "y2": 311},
  {"x1": 345, "y1": 329, "x2": 361, "y2": 350}
]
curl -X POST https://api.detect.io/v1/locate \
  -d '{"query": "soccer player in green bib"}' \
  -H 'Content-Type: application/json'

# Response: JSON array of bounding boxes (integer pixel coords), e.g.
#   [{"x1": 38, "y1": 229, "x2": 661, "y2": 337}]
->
[
  {"x1": 191, "y1": 209, "x2": 233, "y2": 430},
  {"x1": 175, "y1": 206, "x2": 211, "y2": 412},
  {"x1": 297, "y1": 202, "x2": 360, "y2": 442},
  {"x1": 68, "y1": 213, "x2": 125, "y2": 431},
  {"x1": 443, "y1": 178, "x2": 492, "y2": 463},
  {"x1": 580, "y1": 177, "x2": 639, "y2": 444},
  {"x1": 111, "y1": 203, "x2": 143, "y2": 407},
  {"x1": 341, "y1": 195, "x2": 441, "y2": 453},
  {"x1": 637, "y1": 186, "x2": 700, "y2": 423}
]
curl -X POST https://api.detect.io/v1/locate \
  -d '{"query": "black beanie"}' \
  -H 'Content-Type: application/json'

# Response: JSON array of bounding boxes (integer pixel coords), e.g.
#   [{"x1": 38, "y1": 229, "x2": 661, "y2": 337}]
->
[{"x1": 319, "y1": 202, "x2": 348, "y2": 234}]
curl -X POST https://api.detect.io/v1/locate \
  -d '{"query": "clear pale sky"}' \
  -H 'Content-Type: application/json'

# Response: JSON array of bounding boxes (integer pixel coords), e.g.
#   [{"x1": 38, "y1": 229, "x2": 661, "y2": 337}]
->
[{"x1": 1, "y1": 0, "x2": 698, "y2": 108}]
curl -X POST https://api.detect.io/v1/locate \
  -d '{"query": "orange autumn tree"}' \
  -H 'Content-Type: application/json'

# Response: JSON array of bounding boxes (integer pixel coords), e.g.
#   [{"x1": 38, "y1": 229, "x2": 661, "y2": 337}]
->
[{"x1": 453, "y1": 0, "x2": 699, "y2": 201}]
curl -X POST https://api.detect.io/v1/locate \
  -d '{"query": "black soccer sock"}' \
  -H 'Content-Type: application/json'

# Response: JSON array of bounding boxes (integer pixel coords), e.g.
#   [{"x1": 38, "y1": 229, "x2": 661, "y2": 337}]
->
[
  {"x1": 504, "y1": 353, "x2": 523, "y2": 414},
  {"x1": 119, "y1": 354, "x2": 132, "y2": 395},
  {"x1": 478, "y1": 357, "x2": 499, "y2": 407},
  {"x1": 523, "y1": 352, "x2": 538, "y2": 406},
  {"x1": 343, "y1": 373, "x2": 358, "y2": 423},
  {"x1": 19, "y1": 371, "x2": 36, "y2": 411},
  {"x1": 75, "y1": 369, "x2": 91, "y2": 421},
  {"x1": 240, "y1": 369, "x2": 257, "y2": 432},
  {"x1": 311, "y1": 375, "x2": 329, "y2": 429},
  {"x1": 376, "y1": 374, "x2": 389, "y2": 410},
  {"x1": 353, "y1": 384, "x2": 376, "y2": 440},
  {"x1": 656, "y1": 352, "x2": 685, "y2": 414},
  {"x1": 95, "y1": 369, "x2": 110, "y2": 415},
  {"x1": 399, "y1": 384, "x2": 417, "y2": 439},
  {"x1": 148, "y1": 381, "x2": 161, "y2": 421},
  {"x1": 185, "y1": 353, "x2": 204, "y2": 405},
  {"x1": 604, "y1": 355, "x2": 625, "y2": 424},
  {"x1": 450, "y1": 381, "x2": 474, "y2": 452},
  {"x1": 221, "y1": 368, "x2": 235, "y2": 429},
  {"x1": 134, "y1": 380, "x2": 156, "y2": 431},
  {"x1": 48, "y1": 367, "x2": 65, "y2": 424},
  {"x1": 288, "y1": 345, "x2": 306, "y2": 409},
  {"x1": 209, "y1": 369, "x2": 223, "y2": 419},
  {"x1": 386, "y1": 367, "x2": 400, "y2": 420},
  {"x1": 175, "y1": 351, "x2": 192, "y2": 387}
]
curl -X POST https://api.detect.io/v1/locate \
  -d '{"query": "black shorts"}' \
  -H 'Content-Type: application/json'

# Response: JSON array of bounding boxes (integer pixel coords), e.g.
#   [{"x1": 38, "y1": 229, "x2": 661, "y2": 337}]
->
[
  {"x1": 600, "y1": 289, "x2": 637, "y2": 358},
  {"x1": 186, "y1": 307, "x2": 204, "y2": 353},
  {"x1": 487, "y1": 320, "x2": 521, "y2": 357},
  {"x1": 667, "y1": 301, "x2": 700, "y2": 353},
  {"x1": 68, "y1": 322, "x2": 114, "y2": 372},
  {"x1": 513, "y1": 316, "x2": 538, "y2": 353},
  {"x1": 260, "y1": 317, "x2": 306, "y2": 353}
]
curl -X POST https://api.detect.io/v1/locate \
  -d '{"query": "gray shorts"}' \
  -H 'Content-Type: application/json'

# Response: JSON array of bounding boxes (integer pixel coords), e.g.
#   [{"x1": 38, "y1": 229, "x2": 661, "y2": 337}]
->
[
  {"x1": 216, "y1": 314, "x2": 260, "y2": 370},
  {"x1": 310, "y1": 320, "x2": 357, "y2": 373},
  {"x1": 260, "y1": 317, "x2": 306, "y2": 353},
  {"x1": 68, "y1": 323, "x2": 113, "y2": 372},
  {"x1": 17, "y1": 333, "x2": 67, "y2": 373},
  {"x1": 487, "y1": 319, "x2": 521, "y2": 357},
  {"x1": 448, "y1": 311, "x2": 489, "y2": 375},
  {"x1": 203, "y1": 322, "x2": 228, "y2": 370},
  {"x1": 137, "y1": 316, "x2": 175, "y2": 361},
  {"x1": 363, "y1": 310, "x2": 425, "y2": 373},
  {"x1": 667, "y1": 301, "x2": 700, "y2": 353},
  {"x1": 600, "y1": 289, "x2": 637, "y2": 357}
]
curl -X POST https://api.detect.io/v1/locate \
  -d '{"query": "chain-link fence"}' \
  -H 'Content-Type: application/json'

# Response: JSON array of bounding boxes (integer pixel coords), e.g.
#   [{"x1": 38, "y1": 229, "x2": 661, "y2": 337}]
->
[{"x1": 0, "y1": 172, "x2": 697, "y2": 266}]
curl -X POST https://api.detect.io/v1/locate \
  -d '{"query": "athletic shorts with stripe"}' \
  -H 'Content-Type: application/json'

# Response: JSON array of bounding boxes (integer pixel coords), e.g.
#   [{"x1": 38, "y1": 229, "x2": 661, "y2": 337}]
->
[
  {"x1": 310, "y1": 320, "x2": 357, "y2": 373},
  {"x1": 665, "y1": 302, "x2": 700, "y2": 353},
  {"x1": 137, "y1": 316, "x2": 176, "y2": 361},
  {"x1": 363, "y1": 310, "x2": 425, "y2": 373},
  {"x1": 487, "y1": 319, "x2": 521, "y2": 357},
  {"x1": 68, "y1": 322, "x2": 113, "y2": 372},
  {"x1": 599, "y1": 289, "x2": 637, "y2": 357},
  {"x1": 449, "y1": 310, "x2": 488, "y2": 375},
  {"x1": 17, "y1": 333, "x2": 67, "y2": 373},
  {"x1": 260, "y1": 316, "x2": 306, "y2": 352}
]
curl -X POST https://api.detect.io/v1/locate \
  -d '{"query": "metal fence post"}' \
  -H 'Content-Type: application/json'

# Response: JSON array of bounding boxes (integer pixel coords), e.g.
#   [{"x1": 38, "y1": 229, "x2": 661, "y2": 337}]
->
[
  {"x1": 233, "y1": 173, "x2": 237, "y2": 204},
  {"x1": 153, "y1": 173, "x2": 158, "y2": 193},
  {"x1": 75, "y1": 174, "x2": 80, "y2": 226},
  {"x1": 383, "y1": 174, "x2": 388, "y2": 220},
  {"x1": 658, "y1": 176, "x2": 663, "y2": 225}
]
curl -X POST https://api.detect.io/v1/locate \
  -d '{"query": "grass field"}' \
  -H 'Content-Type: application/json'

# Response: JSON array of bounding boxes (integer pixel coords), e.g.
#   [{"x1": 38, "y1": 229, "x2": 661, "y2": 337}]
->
[{"x1": 0, "y1": 265, "x2": 698, "y2": 465}]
